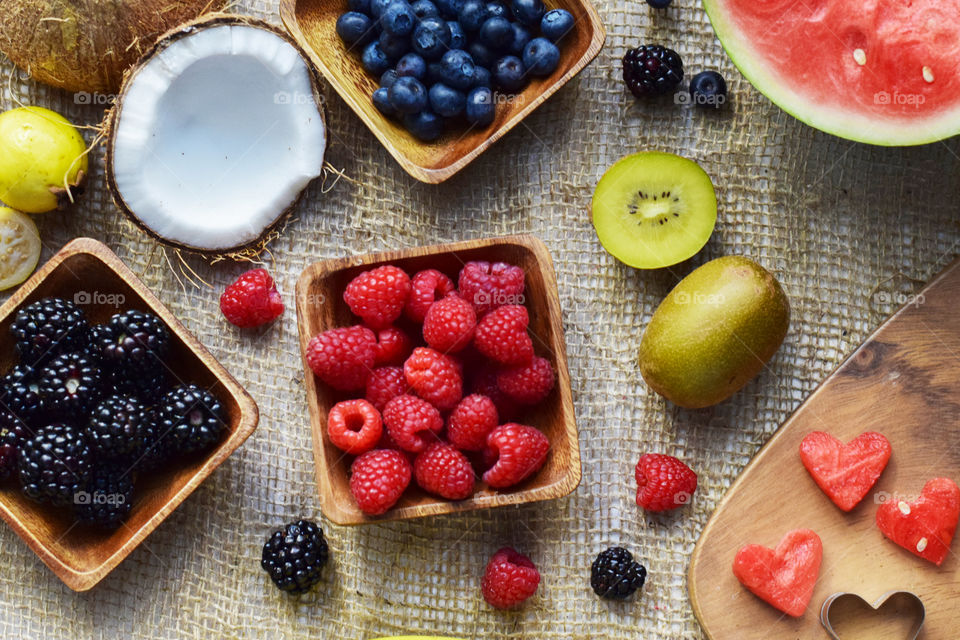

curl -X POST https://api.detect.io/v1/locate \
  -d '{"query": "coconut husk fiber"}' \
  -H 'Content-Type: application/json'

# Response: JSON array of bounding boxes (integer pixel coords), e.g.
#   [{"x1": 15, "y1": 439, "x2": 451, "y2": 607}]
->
[{"x1": 1, "y1": 0, "x2": 959, "y2": 637}]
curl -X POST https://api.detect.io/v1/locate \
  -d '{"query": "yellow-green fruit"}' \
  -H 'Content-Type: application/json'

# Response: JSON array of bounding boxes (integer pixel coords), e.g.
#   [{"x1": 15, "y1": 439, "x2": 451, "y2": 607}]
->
[
  {"x1": 0, "y1": 107, "x2": 88, "y2": 213},
  {"x1": 638, "y1": 256, "x2": 789, "y2": 409},
  {"x1": 0, "y1": 207, "x2": 42, "y2": 290}
]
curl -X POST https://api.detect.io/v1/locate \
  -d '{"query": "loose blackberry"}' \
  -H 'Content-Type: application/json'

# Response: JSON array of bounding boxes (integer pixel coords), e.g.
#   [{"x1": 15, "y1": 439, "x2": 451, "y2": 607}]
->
[
  {"x1": 39, "y1": 352, "x2": 104, "y2": 420},
  {"x1": 622, "y1": 45, "x2": 684, "y2": 98},
  {"x1": 0, "y1": 410, "x2": 29, "y2": 481},
  {"x1": 94, "y1": 310, "x2": 171, "y2": 377},
  {"x1": 18, "y1": 423, "x2": 93, "y2": 505},
  {"x1": 86, "y1": 394, "x2": 148, "y2": 460},
  {"x1": 590, "y1": 546, "x2": 647, "y2": 599},
  {"x1": 0, "y1": 365, "x2": 47, "y2": 425},
  {"x1": 10, "y1": 297, "x2": 89, "y2": 365},
  {"x1": 75, "y1": 463, "x2": 134, "y2": 529},
  {"x1": 158, "y1": 385, "x2": 225, "y2": 455},
  {"x1": 261, "y1": 519, "x2": 329, "y2": 594}
]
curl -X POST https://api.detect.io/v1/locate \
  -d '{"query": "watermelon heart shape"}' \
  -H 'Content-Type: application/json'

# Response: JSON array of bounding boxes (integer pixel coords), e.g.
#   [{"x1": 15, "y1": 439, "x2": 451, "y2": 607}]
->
[
  {"x1": 876, "y1": 477, "x2": 960, "y2": 566},
  {"x1": 732, "y1": 528, "x2": 823, "y2": 617},
  {"x1": 799, "y1": 431, "x2": 892, "y2": 511}
]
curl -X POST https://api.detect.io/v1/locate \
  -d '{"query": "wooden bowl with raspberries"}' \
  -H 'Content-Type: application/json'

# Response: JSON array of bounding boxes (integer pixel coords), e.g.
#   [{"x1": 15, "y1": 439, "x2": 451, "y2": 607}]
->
[{"x1": 295, "y1": 234, "x2": 579, "y2": 525}]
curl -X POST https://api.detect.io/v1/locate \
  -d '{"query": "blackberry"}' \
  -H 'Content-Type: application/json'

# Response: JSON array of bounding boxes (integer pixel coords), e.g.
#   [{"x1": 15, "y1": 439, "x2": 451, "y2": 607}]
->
[
  {"x1": 39, "y1": 352, "x2": 104, "y2": 419},
  {"x1": 0, "y1": 365, "x2": 47, "y2": 425},
  {"x1": 622, "y1": 45, "x2": 684, "y2": 98},
  {"x1": 86, "y1": 394, "x2": 148, "y2": 460},
  {"x1": 108, "y1": 368, "x2": 170, "y2": 404},
  {"x1": 93, "y1": 310, "x2": 171, "y2": 377},
  {"x1": 10, "y1": 297, "x2": 89, "y2": 365},
  {"x1": 590, "y1": 546, "x2": 647, "y2": 599},
  {"x1": 75, "y1": 463, "x2": 133, "y2": 529},
  {"x1": 158, "y1": 385, "x2": 225, "y2": 455},
  {"x1": 131, "y1": 411, "x2": 173, "y2": 472},
  {"x1": 0, "y1": 410, "x2": 29, "y2": 481},
  {"x1": 261, "y1": 519, "x2": 329, "y2": 594},
  {"x1": 18, "y1": 423, "x2": 93, "y2": 505}
]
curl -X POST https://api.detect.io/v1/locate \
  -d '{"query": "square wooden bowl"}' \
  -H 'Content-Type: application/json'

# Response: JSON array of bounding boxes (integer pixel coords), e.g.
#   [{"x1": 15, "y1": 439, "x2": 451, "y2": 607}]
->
[
  {"x1": 279, "y1": 0, "x2": 605, "y2": 183},
  {"x1": 0, "y1": 238, "x2": 259, "y2": 591},
  {"x1": 295, "y1": 234, "x2": 580, "y2": 525}
]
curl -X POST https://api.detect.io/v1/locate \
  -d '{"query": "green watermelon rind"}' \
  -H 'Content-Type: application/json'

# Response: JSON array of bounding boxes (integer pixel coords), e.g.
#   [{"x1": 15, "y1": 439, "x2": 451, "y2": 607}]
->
[{"x1": 701, "y1": 0, "x2": 960, "y2": 146}]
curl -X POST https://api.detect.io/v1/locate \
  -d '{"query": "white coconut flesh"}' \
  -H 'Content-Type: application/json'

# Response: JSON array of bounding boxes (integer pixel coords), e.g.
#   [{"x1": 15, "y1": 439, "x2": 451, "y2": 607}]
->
[{"x1": 110, "y1": 23, "x2": 326, "y2": 252}]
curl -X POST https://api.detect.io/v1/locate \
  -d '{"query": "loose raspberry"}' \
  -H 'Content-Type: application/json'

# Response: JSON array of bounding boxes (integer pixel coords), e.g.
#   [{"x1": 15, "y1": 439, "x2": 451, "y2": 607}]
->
[
  {"x1": 349, "y1": 449, "x2": 412, "y2": 515},
  {"x1": 473, "y1": 305, "x2": 534, "y2": 366},
  {"x1": 365, "y1": 366, "x2": 408, "y2": 411},
  {"x1": 374, "y1": 326, "x2": 413, "y2": 366},
  {"x1": 306, "y1": 325, "x2": 376, "y2": 391},
  {"x1": 343, "y1": 265, "x2": 411, "y2": 329},
  {"x1": 405, "y1": 268, "x2": 456, "y2": 323},
  {"x1": 482, "y1": 424, "x2": 550, "y2": 489},
  {"x1": 403, "y1": 347, "x2": 463, "y2": 411},
  {"x1": 219, "y1": 268, "x2": 285, "y2": 328},
  {"x1": 414, "y1": 442, "x2": 475, "y2": 500},
  {"x1": 481, "y1": 547, "x2": 540, "y2": 609},
  {"x1": 382, "y1": 394, "x2": 444, "y2": 453},
  {"x1": 458, "y1": 261, "x2": 526, "y2": 316},
  {"x1": 326, "y1": 399, "x2": 383, "y2": 455},
  {"x1": 497, "y1": 356, "x2": 555, "y2": 405},
  {"x1": 471, "y1": 365, "x2": 519, "y2": 419},
  {"x1": 422, "y1": 295, "x2": 477, "y2": 353},
  {"x1": 635, "y1": 453, "x2": 698, "y2": 512},
  {"x1": 448, "y1": 394, "x2": 499, "y2": 451}
]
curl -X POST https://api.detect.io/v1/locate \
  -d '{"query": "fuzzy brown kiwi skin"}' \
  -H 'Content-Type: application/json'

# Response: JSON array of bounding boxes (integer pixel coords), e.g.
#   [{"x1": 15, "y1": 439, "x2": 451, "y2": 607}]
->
[{"x1": 104, "y1": 14, "x2": 329, "y2": 258}]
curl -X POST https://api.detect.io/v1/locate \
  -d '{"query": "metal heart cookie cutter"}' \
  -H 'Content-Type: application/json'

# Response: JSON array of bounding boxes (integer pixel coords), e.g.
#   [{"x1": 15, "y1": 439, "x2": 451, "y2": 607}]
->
[{"x1": 820, "y1": 590, "x2": 925, "y2": 640}]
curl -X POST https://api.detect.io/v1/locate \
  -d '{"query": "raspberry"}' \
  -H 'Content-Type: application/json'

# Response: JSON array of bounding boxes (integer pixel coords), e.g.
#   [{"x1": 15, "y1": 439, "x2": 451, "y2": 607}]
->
[
  {"x1": 448, "y1": 394, "x2": 499, "y2": 451},
  {"x1": 497, "y1": 356, "x2": 555, "y2": 405},
  {"x1": 483, "y1": 424, "x2": 550, "y2": 489},
  {"x1": 403, "y1": 347, "x2": 463, "y2": 411},
  {"x1": 405, "y1": 269, "x2": 456, "y2": 323},
  {"x1": 373, "y1": 326, "x2": 413, "y2": 366},
  {"x1": 343, "y1": 265, "x2": 412, "y2": 329},
  {"x1": 306, "y1": 326, "x2": 376, "y2": 391},
  {"x1": 422, "y1": 295, "x2": 477, "y2": 353},
  {"x1": 471, "y1": 365, "x2": 519, "y2": 419},
  {"x1": 481, "y1": 547, "x2": 540, "y2": 609},
  {"x1": 365, "y1": 366, "x2": 408, "y2": 411},
  {"x1": 382, "y1": 394, "x2": 443, "y2": 453},
  {"x1": 473, "y1": 305, "x2": 534, "y2": 366},
  {"x1": 634, "y1": 453, "x2": 698, "y2": 512},
  {"x1": 349, "y1": 449, "x2": 412, "y2": 515},
  {"x1": 458, "y1": 261, "x2": 526, "y2": 316},
  {"x1": 219, "y1": 268, "x2": 284, "y2": 328},
  {"x1": 414, "y1": 442, "x2": 475, "y2": 500},
  {"x1": 327, "y1": 399, "x2": 383, "y2": 455}
]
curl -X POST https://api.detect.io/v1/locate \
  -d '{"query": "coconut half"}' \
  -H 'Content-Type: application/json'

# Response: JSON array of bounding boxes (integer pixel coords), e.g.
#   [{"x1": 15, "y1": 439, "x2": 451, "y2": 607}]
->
[{"x1": 105, "y1": 16, "x2": 327, "y2": 255}]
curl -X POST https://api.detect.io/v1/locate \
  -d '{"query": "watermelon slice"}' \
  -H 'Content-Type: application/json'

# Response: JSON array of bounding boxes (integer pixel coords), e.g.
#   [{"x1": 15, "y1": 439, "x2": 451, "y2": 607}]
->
[
  {"x1": 876, "y1": 477, "x2": 960, "y2": 566},
  {"x1": 799, "y1": 431, "x2": 892, "y2": 512},
  {"x1": 732, "y1": 529, "x2": 823, "y2": 617},
  {"x1": 703, "y1": 0, "x2": 960, "y2": 145}
]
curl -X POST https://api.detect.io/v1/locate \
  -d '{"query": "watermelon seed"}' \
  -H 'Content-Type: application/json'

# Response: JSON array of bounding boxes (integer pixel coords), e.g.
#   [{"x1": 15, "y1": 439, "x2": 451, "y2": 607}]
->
[
  {"x1": 922, "y1": 66, "x2": 935, "y2": 83},
  {"x1": 853, "y1": 49, "x2": 866, "y2": 66},
  {"x1": 898, "y1": 501, "x2": 911, "y2": 515},
  {"x1": 917, "y1": 537, "x2": 928, "y2": 553}
]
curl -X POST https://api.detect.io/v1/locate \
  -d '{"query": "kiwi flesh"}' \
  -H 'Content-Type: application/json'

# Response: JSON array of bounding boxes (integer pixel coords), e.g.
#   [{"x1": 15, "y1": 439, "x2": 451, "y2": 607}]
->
[{"x1": 591, "y1": 151, "x2": 718, "y2": 269}]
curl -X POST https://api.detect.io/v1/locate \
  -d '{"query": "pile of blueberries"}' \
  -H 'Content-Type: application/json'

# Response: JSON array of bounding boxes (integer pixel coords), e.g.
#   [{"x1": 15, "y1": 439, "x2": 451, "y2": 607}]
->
[{"x1": 336, "y1": 0, "x2": 575, "y2": 140}]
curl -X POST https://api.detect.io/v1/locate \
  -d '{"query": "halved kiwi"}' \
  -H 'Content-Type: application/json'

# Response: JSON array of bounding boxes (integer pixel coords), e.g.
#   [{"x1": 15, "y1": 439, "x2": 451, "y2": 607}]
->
[{"x1": 591, "y1": 151, "x2": 717, "y2": 269}]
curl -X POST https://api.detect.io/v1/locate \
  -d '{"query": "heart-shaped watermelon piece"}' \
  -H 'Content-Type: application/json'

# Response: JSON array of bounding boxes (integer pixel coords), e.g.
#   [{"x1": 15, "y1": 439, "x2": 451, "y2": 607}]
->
[
  {"x1": 732, "y1": 529, "x2": 823, "y2": 617},
  {"x1": 799, "y1": 431, "x2": 892, "y2": 511},
  {"x1": 876, "y1": 477, "x2": 960, "y2": 566}
]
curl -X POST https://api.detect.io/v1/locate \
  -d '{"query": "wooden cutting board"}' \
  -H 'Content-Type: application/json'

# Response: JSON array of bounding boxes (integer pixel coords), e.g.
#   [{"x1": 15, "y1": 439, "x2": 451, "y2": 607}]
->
[{"x1": 689, "y1": 257, "x2": 960, "y2": 640}]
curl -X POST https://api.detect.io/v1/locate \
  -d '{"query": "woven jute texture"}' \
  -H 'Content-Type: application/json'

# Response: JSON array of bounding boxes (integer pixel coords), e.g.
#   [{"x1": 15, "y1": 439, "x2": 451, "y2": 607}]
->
[{"x1": 2, "y1": 0, "x2": 959, "y2": 637}]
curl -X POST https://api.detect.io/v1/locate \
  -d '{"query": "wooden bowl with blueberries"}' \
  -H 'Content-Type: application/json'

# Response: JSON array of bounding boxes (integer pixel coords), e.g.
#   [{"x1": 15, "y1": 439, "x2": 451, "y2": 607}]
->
[{"x1": 279, "y1": 0, "x2": 605, "y2": 183}]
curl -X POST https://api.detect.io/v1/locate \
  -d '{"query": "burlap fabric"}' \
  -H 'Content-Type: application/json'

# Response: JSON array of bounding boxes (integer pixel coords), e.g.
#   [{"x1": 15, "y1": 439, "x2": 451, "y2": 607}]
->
[{"x1": 1, "y1": 0, "x2": 958, "y2": 637}]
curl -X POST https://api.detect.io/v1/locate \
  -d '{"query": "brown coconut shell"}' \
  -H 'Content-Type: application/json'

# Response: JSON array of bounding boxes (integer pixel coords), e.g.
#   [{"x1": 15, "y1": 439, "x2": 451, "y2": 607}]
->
[
  {"x1": 0, "y1": 0, "x2": 226, "y2": 94},
  {"x1": 104, "y1": 14, "x2": 328, "y2": 258}
]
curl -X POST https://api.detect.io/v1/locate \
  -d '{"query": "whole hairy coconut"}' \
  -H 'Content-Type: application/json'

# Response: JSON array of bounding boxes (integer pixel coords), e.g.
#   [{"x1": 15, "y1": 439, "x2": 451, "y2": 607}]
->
[{"x1": 0, "y1": 0, "x2": 226, "y2": 93}]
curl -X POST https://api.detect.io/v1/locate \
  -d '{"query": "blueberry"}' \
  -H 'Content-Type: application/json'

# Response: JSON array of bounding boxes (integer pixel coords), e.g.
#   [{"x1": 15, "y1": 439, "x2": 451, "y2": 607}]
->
[
  {"x1": 396, "y1": 53, "x2": 428, "y2": 79},
  {"x1": 485, "y1": 2, "x2": 508, "y2": 19},
  {"x1": 412, "y1": 17, "x2": 452, "y2": 59},
  {"x1": 439, "y1": 49, "x2": 476, "y2": 89},
  {"x1": 540, "y1": 8, "x2": 574, "y2": 42},
  {"x1": 511, "y1": 0, "x2": 544, "y2": 26},
  {"x1": 403, "y1": 110, "x2": 444, "y2": 141},
  {"x1": 361, "y1": 41, "x2": 392, "y2": 74},
  {"x1": 465, "y1": 86, "x2": 495, "y2": 125},
  {"x1": 472, "y1": 65, "x2": 492, "y2": 87},
  {"x1": 522, "y1": 37, "x2": 559, "y2": 76},
  {"x1": 492, "y1": 55, "x2": 527, "y2": 92},
  {"x1": 646, "y1": 0, "x2": 672, "y2": 7},
  {"x1": 411, "y1": 0, "x2": 440, "y2": 18},
  {"x1": 378, "y1": 31, "x2": 410, "y2": 58},
  {"x1": 479, "y1": 16, "x2": 513, "y2": 50},
  {"x1": 689, "y1": 70, "x2": 727, "y2": 108},
  {"x1": 370, "y1": 0, "x2": 393, "y2": 17},
  {"x1": 380, "y1": 69, "x2": 399, "y2": 88},
  {"x1": 336, "y1": 12, "x2": 374, "y2": 46},
  {"x1": 381, "y1": 1, "x2": 416, "y2": 35},
  {"x1": 458, "y1": 0, "x2": 487, "y2": 32},
  {"x1": 349, "y1": 0, "x2": 372, "y2": 14},
  {"x1": 372, "y1": 87, "x2": 397, "y2": 116},
  {"x1": 467, "y1": 41, "x2": 495, "y2": 67},
  {"x1": 508, "y1": 23, "x2": 532, "y2": 55},
  {"x1": 429, "y1": 83, "x2": 467, "y2": 116},
  {"x1": 389, "y1": 76, "x2": 429, "y2": 113},
  {"x1": 435, "y1": 0, "x2": 465, "y2": 18},
  {"x1": 447, "y1": 21, "x2": 467, "y2": 48}
]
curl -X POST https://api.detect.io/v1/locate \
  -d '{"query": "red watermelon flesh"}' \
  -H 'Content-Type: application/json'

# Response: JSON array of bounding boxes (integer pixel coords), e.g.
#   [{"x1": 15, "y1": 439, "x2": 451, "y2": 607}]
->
[
  {"x1": 799, "y1": 431, "x2": 892, "y2": 512},
  {"x1": 732, "y1": 528, "x2": 823, "y2": 618},
  {"x1": 876, "y1": 477, "x2": 960, "y2": 566}
]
